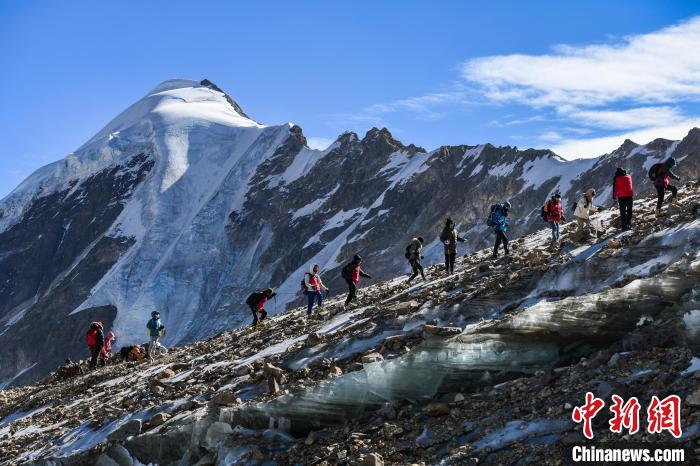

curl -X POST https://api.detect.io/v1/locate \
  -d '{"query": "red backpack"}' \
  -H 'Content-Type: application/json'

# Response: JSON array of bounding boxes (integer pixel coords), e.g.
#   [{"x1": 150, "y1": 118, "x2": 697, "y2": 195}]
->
[{"x1": 86, "y1": 328, "x2": 97, "y2": 346}]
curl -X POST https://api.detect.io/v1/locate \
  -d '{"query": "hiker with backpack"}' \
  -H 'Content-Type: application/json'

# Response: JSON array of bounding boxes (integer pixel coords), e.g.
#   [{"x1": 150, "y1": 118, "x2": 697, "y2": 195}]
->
[
  {"x1": 405, "y1": 236, "x2": 425, "y2": 283},
  {"x1": 573, "y1": 189, "x2": 599, "y2": 238},
  {"x1": 146, "y1": 311, "x2": 165, "y2": 359},
  {"x1": 542, "y1": 193, "x2": 565, "y2": 246},
  {"x1": 439, "y1": 218, "x2": 464, "y2": 275},
  {"x1": 649, "y1": 157, "x2": 681, "y2": 217},
  {"x1": 85, "y1": 322, "x2": 104, "y2": 370},
  {"x1": 98, "y1": 330, "x2": 117, "y2": 365},
  {"x1": 246, "y1": 287, "x2": 276, "y2": 328},
  {"x1": 303, "y1": 263, "x2": 329, "y2": 317},
  {"x1": 612, "y1": 167, "x2": 634, "y2": 230},
  {"x1": 488, "y1": 202, "x2": 511, "y2": 258},
  {"x1": 342, "y1": 254, "x2": 371, "y2": 307}
]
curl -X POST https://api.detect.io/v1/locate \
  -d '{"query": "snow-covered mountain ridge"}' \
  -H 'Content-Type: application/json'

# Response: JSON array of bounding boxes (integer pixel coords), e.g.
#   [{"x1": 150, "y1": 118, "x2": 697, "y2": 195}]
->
[{"x1": 1, "y1": 78, "x2": 699, "y2": 387}]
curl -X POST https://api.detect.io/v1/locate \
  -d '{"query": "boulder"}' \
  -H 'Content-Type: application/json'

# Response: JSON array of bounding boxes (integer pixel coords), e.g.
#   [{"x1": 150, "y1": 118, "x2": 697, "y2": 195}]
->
[
  {"x1": 107, "y1": 419, "x2": 142, "y2": 442},
  {"x1": 686, "y1": 388, "x2": 700, "y2": 407},
  {"x1": 363, "y1": 453, "x2": 384, "y2": 466},
  {"x1": 305, "y1": 332, "x2": 325, "y2": 347},
  {"x1": 150, "y1": 385, "x2": 165, "y2": 396},
  {"x1": 211, "y1": 391, "x2": 241, "y2": 406},
  {"x1": 264, "y1": 362, "x2": 284, "y2": 379},
  {"x1": 387, "y1": 300, "x2": 419, "y2": 315},
  {"x1": 148, "y1": 412, "x2": 171, "y2": 426},
  {"x1": 160, "y1": 368, "x2": 176, "y2": 378},
  {"x1": 423, "y1": 402, "x2": 451, "y2": 417},
  {"x1": 171, "y1": 361, "x2": 194, "y2": 371},
  {"x1": 361, "y1": 353, "x2": 384, "y2": 364},
  {"x1": 268, "y1": 377, "x2": 280, "y2": 394},
  {"x1": 422, "y1": 324, "x2": 462, "y2": 337},
  {"x1": 234, "y1": 364, "x2": 252, "y2": 376}
]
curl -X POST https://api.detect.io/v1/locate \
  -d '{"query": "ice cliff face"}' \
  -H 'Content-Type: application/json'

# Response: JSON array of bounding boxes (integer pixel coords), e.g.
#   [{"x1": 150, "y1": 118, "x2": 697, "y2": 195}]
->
[{"x1": 1, "y1": 79, "x2": 699, "y2": 386}]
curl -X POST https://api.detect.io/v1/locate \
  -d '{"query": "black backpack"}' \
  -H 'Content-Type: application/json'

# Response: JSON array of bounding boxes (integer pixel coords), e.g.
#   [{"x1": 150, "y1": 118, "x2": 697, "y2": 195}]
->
[
  {"x1": 540, "y1": 204, "x2": 548, "y2": 222},
  {"x1": 300, "y1": 273, "x2": 310, "y2": 294},
  {"x1": 648, "y1": 163, "x2": 660, "y2": 181},
  {"x1": 570, "y1": 201, "x2": 578, "y2": 213},
  {"x1": 404, "y1": 243, "x2": 413, "y2": 259},
  {"x1": 341, "y1": 263, "x2": 353, "y2": 280}
]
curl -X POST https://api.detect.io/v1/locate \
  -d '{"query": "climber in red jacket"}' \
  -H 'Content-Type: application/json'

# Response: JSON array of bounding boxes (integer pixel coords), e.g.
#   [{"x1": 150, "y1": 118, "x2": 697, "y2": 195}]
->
[{"x1": 612, "y1": 167, "x2": 634, "y2": 230}]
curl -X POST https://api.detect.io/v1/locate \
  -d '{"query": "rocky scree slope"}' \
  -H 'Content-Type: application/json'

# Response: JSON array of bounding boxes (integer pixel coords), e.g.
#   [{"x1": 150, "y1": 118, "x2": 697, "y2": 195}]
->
[
  {"x1": 1, "y1": 78, "x2": 700, "y2": 388},
  {"x1": 1, "y1": 182, "x2": 699, "y2": 465}
]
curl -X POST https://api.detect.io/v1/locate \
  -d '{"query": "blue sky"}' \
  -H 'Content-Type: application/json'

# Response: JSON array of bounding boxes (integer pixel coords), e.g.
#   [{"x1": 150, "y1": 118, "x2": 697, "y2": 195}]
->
[{"x1": 2, "y1": 1, "x2": 700, "y2": 198}]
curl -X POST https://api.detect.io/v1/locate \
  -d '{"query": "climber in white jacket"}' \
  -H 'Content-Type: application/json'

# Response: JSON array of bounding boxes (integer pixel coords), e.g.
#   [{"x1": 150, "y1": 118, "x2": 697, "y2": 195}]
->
[{"x1": 574, "y1": 188, "x2": 599, "y2": 236}]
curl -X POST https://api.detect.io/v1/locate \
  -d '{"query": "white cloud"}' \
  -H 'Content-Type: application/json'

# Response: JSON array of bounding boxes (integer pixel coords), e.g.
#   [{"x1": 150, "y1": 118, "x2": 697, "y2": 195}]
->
[
  {"x1": 328, "y1": 86, "x2": 477, "y2": 130},
  {"x1": 550, "y1": 119, "x2": 700, "y2": 159},
  {"x1": 461, "y1": 16, "x2": 700, "y2": 158},
  {"x1": 562, "y1": 106, "x2": 687, "y2": 130},
  {"x1": 306, "y1": 137, "x2": 335, "y2": 150},
  {"x1": 462, "y1": 16, "x2": 700, "y2": 106},
  {"x1": 538, "y1": 130, "x2": 563, "y2": 142}
]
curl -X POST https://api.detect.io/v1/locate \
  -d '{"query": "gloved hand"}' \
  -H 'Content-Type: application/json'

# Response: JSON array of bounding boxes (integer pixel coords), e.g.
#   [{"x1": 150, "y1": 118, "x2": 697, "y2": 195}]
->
[{"x1": 159, "y1": 325, "x2": 165, "y2": 331}]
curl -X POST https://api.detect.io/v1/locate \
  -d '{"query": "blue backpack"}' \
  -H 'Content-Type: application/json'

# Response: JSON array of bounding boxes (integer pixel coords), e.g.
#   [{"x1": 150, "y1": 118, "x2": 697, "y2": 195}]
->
[{"x1": 486, "y1": 204, "x2": 504, "y2": 227}]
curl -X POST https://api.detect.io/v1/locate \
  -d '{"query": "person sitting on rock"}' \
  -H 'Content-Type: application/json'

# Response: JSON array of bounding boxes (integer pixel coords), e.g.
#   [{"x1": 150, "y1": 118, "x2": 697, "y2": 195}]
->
[
  {"x1": 406, "y1": 236, "x2": 425, "y2": 283},
  {"x1": 98, "y1": 330, "x2": 117, "y2": 366},
  {"x1": 58, "y1": 358, "x2": 84, "y2": 380},
  {"x1": 246, "y1": 287, "x2": 275, "y2": 328},
  {"x1": 86, "y1": 321, "x2": 104, "y2": 370},
  {"x1": 439, "y1": 218, "x2": 465, "y2": 275},
  {"x1": 146, "y1": 311, "x2": 165, "y2": 359},
  {"x1": 573, "y1": 189, "x2": 599, "y2": 238},
  {"x1": 304, "y1": 264, "x2": 328, "y2": 317},
  {"x1": 490, "y1": 202, "x2": 511, "y2": 259},
  {"x1": 649, "y1": 157, "x2": 681, "y2": 217},
  {"x1": 543, "y1": 193, "x2": 565, "y2": 246},
  {"x1": 341, "y1": 254, "x2": 371, "y2": 307}
]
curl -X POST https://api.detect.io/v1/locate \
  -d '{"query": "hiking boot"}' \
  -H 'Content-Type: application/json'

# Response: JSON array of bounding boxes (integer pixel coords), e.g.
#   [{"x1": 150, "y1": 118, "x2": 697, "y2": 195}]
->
[
  {"x1": 655, "y1": 209, "x2": 665, "y2": 218},
  {"x1": 670, "y1": 198, "x2": 680, "y2": 206}
]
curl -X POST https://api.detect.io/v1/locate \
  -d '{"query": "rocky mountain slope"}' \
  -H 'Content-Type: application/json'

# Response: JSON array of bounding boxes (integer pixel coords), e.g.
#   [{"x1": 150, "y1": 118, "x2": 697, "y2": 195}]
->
[
  {"x1": 1, "y1": 78, "x2": 700, "y2": 387},
  {"x1": 1, "y1": 182, "x2": 699, "y2": 465}
]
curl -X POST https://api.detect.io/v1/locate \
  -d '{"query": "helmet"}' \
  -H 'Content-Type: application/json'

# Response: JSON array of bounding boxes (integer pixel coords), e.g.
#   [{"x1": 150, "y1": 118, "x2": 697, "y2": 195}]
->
[
  {"x1": 503, "y1": 202, "x2": 511, "y2": 210},
  {"x1": 553, "y1": 192, "x2": 561, "y2": 199},
  {"x1": 353, "y1": 254, "x2": 362, "y2": 262},
  {"x1": 264, "y1": 287, "x2": 274, "y2": 296},
  {"x1": 151, "y1": 311, "x2": 160, "y2": 318},
  {"x1": 666, "y1": 157, "x2": 677, "y2": 167},
  {"x1": 417, "y1": 236, "x2": 424, "y2": 243}
]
